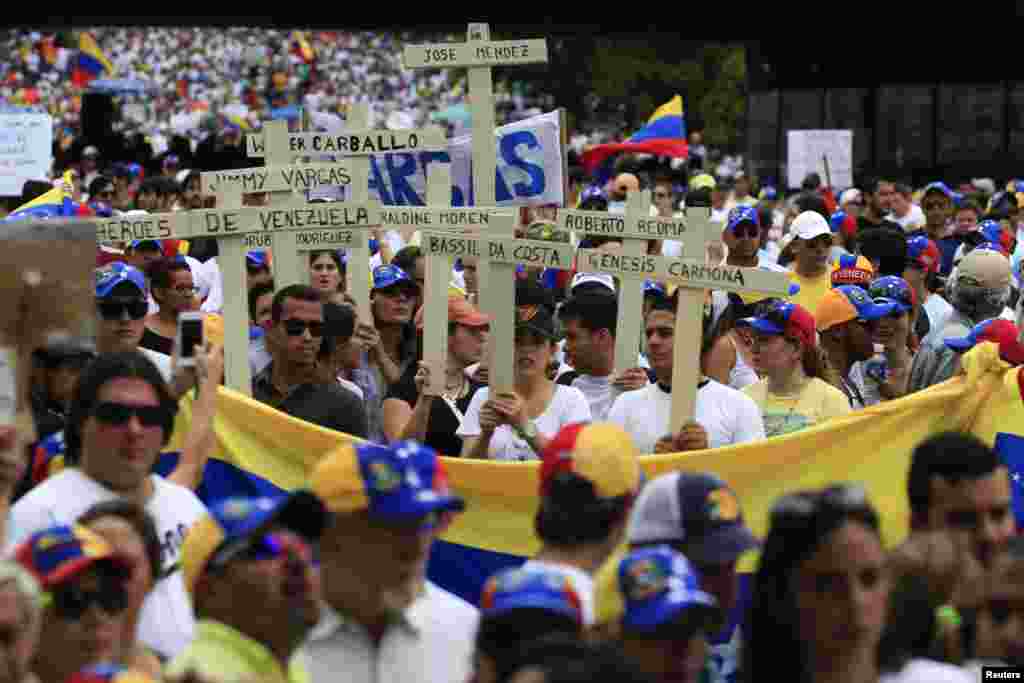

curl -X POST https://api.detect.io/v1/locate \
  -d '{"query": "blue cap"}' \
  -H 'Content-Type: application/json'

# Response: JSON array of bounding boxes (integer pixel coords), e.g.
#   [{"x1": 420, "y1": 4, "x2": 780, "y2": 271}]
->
[
  {"x1": 183, "y1": 492, "x2": 327, "y2": 596},
  {"x1": 95, "y1": 262, "x2": 147, "y2": 299},
  {"x1": 480, "y1": 566, "x2": 583, "y2": 624},
  {"x1": 372, "y1": 264, "x2": 419, "y2": 292},
  {"x1": 129, "y1": 239, "x2": 163, "y2": 252},
  {"x1": 944, "y1": 318, "x2": 1021, "y2": 353},
  {"x1": 868, "y1": 276, "x2": 914, "y2": 314},
  {"x1": 246, "y1": 250, "x2": 267, "y2": 268},
  {"x1": 726, "y1": 206, "x2": 759, "y2": 234},
  {"x1": 840, "y1": 284, "x2": 898, "y2": 321},
  {"x1": 923, "y1": 181, "x2": 954, "y2": 200},
  {"x1": 644, "y1": 280, "x2": 667, "y2": 296},
  {"x1": 759, "y1": 186, "x2": 778, "y2": 201},
  {"x1": 619, "y1": 545, "x2": 718, "y2": 633}
]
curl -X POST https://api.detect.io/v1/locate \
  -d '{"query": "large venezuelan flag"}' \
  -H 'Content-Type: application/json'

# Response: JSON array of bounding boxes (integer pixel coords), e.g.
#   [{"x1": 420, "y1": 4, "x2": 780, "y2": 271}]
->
[
  {"x1": 159, "y1": 342, "x2": 1024, "y2": 612},
  {"x1": 5, "y1": 173, "x2": 92, "y2": 222},
  {"x1": 581, "y1": 95, "x2": 689, "y2": 174},
  {"x1": 71, "y1": 32, "x2": 114, "y2": 88}
]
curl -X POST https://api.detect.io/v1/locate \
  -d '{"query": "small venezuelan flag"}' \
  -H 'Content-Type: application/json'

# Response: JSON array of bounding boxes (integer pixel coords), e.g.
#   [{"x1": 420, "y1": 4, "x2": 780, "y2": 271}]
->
[
  {"x1": 5, "y1": 173, "x2": 92, "y2": 222},
  {"x1": 581, "y1": 95, "x2": 689, "y2": 173},
  {"x1": 71, "y1": 32, "x2": 114, "y2": 88}
]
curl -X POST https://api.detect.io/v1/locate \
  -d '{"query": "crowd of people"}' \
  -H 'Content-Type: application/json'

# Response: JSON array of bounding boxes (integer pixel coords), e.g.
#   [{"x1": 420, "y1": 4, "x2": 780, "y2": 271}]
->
[
  {"x1": 2, "y1": 132, "x2": 1024, "y2": 682},
  {"x1": 3, "y1": 24, "x2": 1024, "y2": 683}
]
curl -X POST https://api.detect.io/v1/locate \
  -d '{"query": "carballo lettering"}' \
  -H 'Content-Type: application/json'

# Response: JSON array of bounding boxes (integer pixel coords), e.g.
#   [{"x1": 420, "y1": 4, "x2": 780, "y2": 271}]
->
[{"x1": 309, "y1": 134, "x2": 416, "y2": 154}]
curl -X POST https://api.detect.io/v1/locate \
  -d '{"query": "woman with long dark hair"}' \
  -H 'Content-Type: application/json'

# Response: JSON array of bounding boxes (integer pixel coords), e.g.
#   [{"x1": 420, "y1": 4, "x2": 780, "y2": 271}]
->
[{"x1": 742, "y1": 485, "x2": 890, "y2": 683}]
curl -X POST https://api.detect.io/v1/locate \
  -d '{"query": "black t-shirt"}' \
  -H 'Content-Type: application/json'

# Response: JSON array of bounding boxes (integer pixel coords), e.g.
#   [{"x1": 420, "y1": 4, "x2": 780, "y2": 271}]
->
[
  {"x1": 140, "y1": 327, "x2": 174, "y2": 356},
  {"x1": 857, "y1": 215, "x2": 902, "y2": 235},
  {"x1": 385, "y1": 365, "x2": 483, "y2": 457}
]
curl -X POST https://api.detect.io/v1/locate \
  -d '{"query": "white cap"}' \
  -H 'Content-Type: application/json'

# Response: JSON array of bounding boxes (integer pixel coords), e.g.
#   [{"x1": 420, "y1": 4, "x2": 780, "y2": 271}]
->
[
  {"x1": 82, "y1": 145, "x2": 100, "y2": 157},
  {"x1": 791, "y1": 211, "x2": 831, "y2": 241},
  {"x1": 839, "y1": 188, "x2": 862, "y2": 205},
  {"x1": 570, "y1": 272, "x2": 616, "y2": 294}
]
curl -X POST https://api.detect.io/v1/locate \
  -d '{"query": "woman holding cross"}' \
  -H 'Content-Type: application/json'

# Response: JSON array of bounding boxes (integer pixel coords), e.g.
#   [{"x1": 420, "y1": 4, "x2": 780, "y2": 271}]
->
[{"x1": 458, "y1": 282, "x2": 591, "y2": 461}]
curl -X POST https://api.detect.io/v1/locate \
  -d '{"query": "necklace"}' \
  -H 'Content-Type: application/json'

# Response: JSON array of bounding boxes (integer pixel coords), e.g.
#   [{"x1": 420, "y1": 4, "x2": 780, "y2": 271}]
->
[{"x1": 442, "y1": 374, "x2": 465, "y2": 401}]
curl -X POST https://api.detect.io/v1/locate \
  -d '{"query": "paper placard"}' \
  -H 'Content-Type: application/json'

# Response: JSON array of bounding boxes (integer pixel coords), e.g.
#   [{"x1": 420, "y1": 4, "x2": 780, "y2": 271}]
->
[
  {"x1": 786, "y1": 129, "x2": 853, "y2": 190},
  {"x1": 402, "y1": 39, "x2": 548, "y2": 68},
  {"x1": 0, "y1": 113, "x2": 52, "y2": 197}
]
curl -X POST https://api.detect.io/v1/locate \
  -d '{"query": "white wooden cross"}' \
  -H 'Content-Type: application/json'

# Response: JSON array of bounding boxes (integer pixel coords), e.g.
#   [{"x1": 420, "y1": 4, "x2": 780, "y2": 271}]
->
[
  {"x1": 420, "y1": 220, "x2": 575, "y2": 395},
  {"x1": 556, "y1": 189, "x2": 719, "y2": 375},
  {"x1": 388, "y1": 163, "x2": 511, "y2": 395},
  {"x1": 92, "y1": 200, "x2": 380, "y2": 396},
  {"x1": 402, "y1": 23, "x2": 548, "y2": 370},
  {"x1": 576, "y1": 206, "x2": 792, "y2": 432},
  {"x1": 242, "y1": 106, "x2": 447, "y2": 323}
]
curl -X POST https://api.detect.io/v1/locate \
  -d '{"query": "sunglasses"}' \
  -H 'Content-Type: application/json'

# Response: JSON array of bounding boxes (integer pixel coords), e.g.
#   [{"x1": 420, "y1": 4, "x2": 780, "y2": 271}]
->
[
  {"x1": 770, "y1": 483, "x2": 870, "y2": 520},
  {"x1": 97, "y1": 299, "x2": 148, "y2": 321},
  {"x1": 282, "y1": 319, "x2": 325, "y2": 337},
  {"x1": 93, "y1": 401, "x2": 166, "y2": 428},
  {"x1": 46, "y1": 577, "x2": 127, "y2": 620},
  {"x1": 210, "y1": 531, "x2": 313, "y2": 570}
]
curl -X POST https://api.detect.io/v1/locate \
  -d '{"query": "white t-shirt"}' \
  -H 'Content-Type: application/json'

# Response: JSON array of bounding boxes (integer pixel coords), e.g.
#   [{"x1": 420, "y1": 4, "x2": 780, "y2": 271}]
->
[
  {"x1": 880, "y1": 659, "x2": 973, "y2": 683},
  {"x1": 571, "y1": 374, "x2": 647, "y2": 422},
  {"x1": 520, "y1": 559, "x2": 596, "y2": 626},
  {"x1": 893, "y1": 204, "x2": 926, "y2": 232},
  {"x1": 606, "y1": 380, "x2": 765, "y2": 454},
  {"x1": 198, "y1": 257, "x2": 223, "y2": 314},
  {"x1": 7, "y1": 468, "x2": 207, "y2": 659},
  {"x1": 456, "y1": 385, "x2": 592, "y2": 461},
  {"x1": 140, "y1": 347, "x2": 173, "y2": 383}
]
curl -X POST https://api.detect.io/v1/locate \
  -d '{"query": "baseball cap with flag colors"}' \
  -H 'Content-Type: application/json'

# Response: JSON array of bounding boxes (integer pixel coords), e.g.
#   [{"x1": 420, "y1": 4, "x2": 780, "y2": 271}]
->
[
  {"x1": 944, "y1": 318, "x2": 1022, "y2": 355},
  {"x1": 180, "y1": 493, "x2": 326, "y2": 596},
  {"x1": 311, "y1": 440, "x2": 465, "y2": 522},
  {"x1": 627, "y1": 471, "x2": 759, "y2": 565},
  {"x1": 830, "y1": 253, "x2": 874, "y2": 287},
  {"x1": 868, "y1": 276, "x2": 915, "y2": 314},
  {"x1": 726, "y1": 206, "x2": 759, "y2": 234},
  {"x1": 816, "y1": 285, "x2": 897, "y2": 332},
  {"x1": 539, "y1": 422, "x2": 642, "y2": 500},
  {"x1": 737, "y1": 301, "x2": 816, "y2": 349},
  {"x1": 66, "y1": 664, "x2": 155, "y2": 683},
  {"x1": 618, "y1": 545, "x2": 719, "y2": 633},
  {"x1": 906, "y1": 236, "x2": 940, "y2": 273},
  {"x1": 480, "y1": 566, "x2": 584, "y2": 624},
  {"x1": 95, "y1": 262, "x2": 146, "y2": 298},
  {"x1": 14, "y1": 524, "x2": 128, "y2": 590},
  {"x1": 829, "y1": 210, "x2": 857, "y2": 239}
]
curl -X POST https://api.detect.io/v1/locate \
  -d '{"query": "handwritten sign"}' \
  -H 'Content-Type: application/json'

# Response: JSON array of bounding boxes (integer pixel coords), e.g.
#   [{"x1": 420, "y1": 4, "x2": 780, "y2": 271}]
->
[
  {"x1": 246, "y1": 128, "x2": 446, "y2": 159},
  {"x1": 576, "y1": 249, "x2": 792, "y2": 295},
  {"x1": 200, "y1": 163, "x2": 353, "y2": 195},
  {"x1": 557, "y1": 209, "x2": 693, "y2": 241},
  {"x1": 786, "y1": 129, "x2": 853, "y2": 190},
  {"x1": 422, "y1": 232, "x2": 574, "y2": 269},
  {"x1": 402, "y1": 40, "x2": 548, "y2": 68},
  {"x1": 0, "y1": 113, "x2": 52, "y2": 196}
]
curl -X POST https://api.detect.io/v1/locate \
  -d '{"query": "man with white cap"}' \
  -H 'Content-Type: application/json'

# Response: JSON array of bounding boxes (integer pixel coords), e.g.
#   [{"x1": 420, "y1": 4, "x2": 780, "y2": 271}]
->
[
  {"x1": 909, "y1": 247, "x2": 1014, "y2": 392},
  {"x1": 788, "y1": 211, "x2": 836, "y2": 314}
]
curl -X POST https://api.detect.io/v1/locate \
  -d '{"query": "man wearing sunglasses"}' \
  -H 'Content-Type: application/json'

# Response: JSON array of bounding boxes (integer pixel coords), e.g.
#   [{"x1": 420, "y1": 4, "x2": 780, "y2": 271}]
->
[
  {"x1": 94, "y1": 263, "x2": 171, "y2": 383},
  {"x1": 789, "y1": 211, "x2": 837, "y2": 315},
  {"x1": 170, "y1": 493, "x2": 326, "y2": 683},
  {"x1": 252, "y1": 284, "x2": 367, "y2": 437},
  {"x1": 9, "y1": 352, "x2": 209, "y2": 660},
  {"x1": 14, "y1": 524, "x2": 131, "y2": 683},
  {"x1": 301, "y1": 440, "x2": 478, "y2": 683}
]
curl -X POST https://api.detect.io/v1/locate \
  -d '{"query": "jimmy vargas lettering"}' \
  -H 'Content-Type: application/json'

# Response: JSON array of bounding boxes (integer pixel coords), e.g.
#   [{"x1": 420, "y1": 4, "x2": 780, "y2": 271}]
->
[{"x1": 204, "y1": 165, "x2": 352, "y2": 194}]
